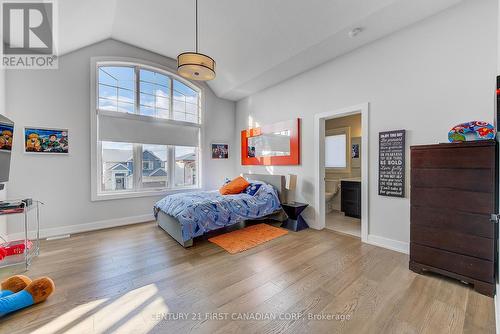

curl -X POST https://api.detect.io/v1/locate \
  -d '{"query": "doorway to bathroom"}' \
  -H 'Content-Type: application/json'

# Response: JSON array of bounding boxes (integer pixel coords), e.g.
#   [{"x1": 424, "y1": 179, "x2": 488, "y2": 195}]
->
[
  {"x1": 314, "y1": 103, "x2": 369, "y2": 242},
  {"x1": 324, "y1": 114, "x2": 362, "y2": 237}
]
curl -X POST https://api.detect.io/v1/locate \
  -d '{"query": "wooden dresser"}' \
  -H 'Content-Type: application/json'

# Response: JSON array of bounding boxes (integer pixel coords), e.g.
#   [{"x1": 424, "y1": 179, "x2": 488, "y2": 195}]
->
[{"x1": 410, "y1": 140, "x2": 498, "y2": 296}]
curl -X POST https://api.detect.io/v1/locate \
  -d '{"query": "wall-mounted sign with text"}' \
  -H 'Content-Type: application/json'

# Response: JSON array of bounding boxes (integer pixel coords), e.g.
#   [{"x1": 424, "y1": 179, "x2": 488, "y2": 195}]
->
[{"x1": 378, "y1": 130, "x2": 406, "y2": 198}]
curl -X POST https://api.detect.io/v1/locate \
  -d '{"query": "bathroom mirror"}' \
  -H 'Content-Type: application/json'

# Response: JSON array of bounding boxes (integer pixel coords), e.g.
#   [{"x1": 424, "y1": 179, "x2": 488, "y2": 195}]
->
[{"x1": 241, "y1": 118, "x2": 300, "y2": 165}]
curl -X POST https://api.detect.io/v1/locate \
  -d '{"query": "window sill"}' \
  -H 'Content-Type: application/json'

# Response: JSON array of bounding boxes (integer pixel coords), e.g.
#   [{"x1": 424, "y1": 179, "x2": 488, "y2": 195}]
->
[{"x1": 91, "y1": 186, "x2": 201, "y2": 202}]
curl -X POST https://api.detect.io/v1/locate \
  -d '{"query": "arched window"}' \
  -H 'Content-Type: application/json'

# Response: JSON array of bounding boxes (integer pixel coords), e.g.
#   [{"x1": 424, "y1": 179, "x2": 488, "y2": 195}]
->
[
  {"x1": 97, "y1": 64, "x2": 200, "y2": 123},
  {"x1": 91, "y1": 60, "x2": 201, "y2": 200}
]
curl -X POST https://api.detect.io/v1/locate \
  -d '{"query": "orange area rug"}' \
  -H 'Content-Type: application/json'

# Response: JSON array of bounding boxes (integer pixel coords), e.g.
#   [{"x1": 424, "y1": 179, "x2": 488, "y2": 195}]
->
[{"x1": 208, "y1": 223, "x2": 288, "y2": 254}]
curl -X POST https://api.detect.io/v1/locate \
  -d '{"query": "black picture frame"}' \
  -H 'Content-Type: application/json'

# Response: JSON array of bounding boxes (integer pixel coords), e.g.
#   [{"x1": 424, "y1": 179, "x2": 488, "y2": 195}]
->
[{"x1": 378, "y1": 130, "x2": 406, "y2": 198}]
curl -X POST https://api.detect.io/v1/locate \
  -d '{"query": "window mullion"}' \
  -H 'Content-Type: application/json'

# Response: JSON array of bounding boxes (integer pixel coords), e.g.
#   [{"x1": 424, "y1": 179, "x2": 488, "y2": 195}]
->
[
  {"x1": 198, "y1": 91, "x2": 201, "y2": 124},
  {"x1": 135, "y1": 66, "x2": 140, "y2": 114},
  {"x1": 154, "y1": 84, "x2": 158, "y2": 118},
  {"x1": 97, "y1": 140, "x2": 103, "y2": 193},
  {"x1": 134, "y1": 144, "x2": 142, "y2": 190},
  {"x1": 169, "y1": 77, "x2": 174, "y2": 120},
  {"x1": 168, "y1": 146, "x2": 175, "y2": 188},
  {"x1": 195, "y1": 147, "x2": 199, "y2": 188},
  {"x1": 115, "y1": 85, "x2": 118, "y2": 112}
]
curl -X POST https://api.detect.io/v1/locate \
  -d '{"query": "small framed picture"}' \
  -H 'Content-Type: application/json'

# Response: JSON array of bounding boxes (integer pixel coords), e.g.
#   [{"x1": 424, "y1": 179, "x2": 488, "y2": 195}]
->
[
  {"x1": 24, "y1": 127, "x2": 69, "y2": 154},
  {"x1": 211, "y1": 143, "x2": 229, "y2": 159},
  {"x1": 0, "y1": 122, "x2": 14, "y2": 152},
  {"x1": 351, "y1": 137, "x2": 361, "y2": 168},
  {"x1": 352, "y1": 144, "x2": 359, "y2": 158}
]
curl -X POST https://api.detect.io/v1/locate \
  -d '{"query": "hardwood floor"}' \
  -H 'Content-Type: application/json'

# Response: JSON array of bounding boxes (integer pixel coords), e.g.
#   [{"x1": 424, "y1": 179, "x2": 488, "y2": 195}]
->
[{"x1": 0, "y1": 221, "x2": 495, "y2": 334}]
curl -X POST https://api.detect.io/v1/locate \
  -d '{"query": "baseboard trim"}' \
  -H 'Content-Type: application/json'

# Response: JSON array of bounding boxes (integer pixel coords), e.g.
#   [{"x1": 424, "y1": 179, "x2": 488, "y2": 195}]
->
[
  {"x1": 366, "y1": 234, "x2": 409, "y2": 254},
  {"x1": 8, "y1": 214, "x2": 155, "y2": 241}
]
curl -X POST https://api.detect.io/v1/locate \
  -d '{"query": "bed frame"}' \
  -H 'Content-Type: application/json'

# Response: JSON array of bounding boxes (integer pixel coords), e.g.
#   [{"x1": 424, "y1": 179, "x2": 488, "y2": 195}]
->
[{"x1": 156, "y1": 174, "x2": 287, "y2": 248}]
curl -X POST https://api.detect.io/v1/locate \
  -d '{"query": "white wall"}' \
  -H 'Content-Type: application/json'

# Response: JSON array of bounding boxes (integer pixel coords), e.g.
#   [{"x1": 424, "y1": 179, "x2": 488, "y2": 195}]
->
[
  {"x1": 0, "y1": 68, "x2": 7, "y2": 241},
  {"x1": 236, "y1": 0, "x2": 497, "y2": 250},
  {"x1": 6, "y1": 39, "x2": 236, "y2": 237}
]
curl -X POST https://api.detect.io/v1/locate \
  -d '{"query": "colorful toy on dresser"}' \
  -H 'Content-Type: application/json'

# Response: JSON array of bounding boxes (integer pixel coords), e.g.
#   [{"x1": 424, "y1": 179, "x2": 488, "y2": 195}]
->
[
  {"x1": 448, "y1": 121, "x2": 495, "y2": 142},
  {"x1": 0, "y1": 275, "x2": 55, "y2": 317}
]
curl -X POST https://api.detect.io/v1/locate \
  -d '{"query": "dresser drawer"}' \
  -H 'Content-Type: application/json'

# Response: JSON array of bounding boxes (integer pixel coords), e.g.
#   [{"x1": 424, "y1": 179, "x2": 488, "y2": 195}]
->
[
  {"x1": 411, "y1": 224, "x2": 494, "y2": 260},
  {"x1": 411, "y1": 146, "x2": 495, "y2": 169},
  {"x1": 411, "y1": 187, "x2": 494, "y2": 215},
  {"x1": 411, "y1": 168, "x2": 494, "y2": 193},
  {"x1": 411, "y1": 206, "x2": 493, "y2": 238},
  {"x1": 410, "y1": 243, "x2": 494, "y2": 283}
]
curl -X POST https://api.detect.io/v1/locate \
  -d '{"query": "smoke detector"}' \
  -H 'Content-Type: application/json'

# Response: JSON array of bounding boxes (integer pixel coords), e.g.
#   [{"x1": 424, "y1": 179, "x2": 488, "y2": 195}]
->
[{"x1": 348, "y1": 27, "x2": 364, "y2": 38}]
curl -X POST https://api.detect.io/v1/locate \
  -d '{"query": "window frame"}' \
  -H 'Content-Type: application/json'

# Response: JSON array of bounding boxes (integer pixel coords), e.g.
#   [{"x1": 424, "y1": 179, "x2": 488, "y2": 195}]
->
[
  {"x1": 90, "y1": 57, "x2": 204, "y2": 201},
  {"x1": 325, "y1": 127, "x2": 351, "y2": 173}
]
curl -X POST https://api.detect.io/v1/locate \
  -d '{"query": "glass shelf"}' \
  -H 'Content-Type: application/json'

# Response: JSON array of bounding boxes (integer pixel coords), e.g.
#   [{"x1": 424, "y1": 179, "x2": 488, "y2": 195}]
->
[
  {"x1": 0, "y1": 200, "x2": 42, "y2": 271},
  {"x1": 0, "y1": 203, "x2": 36, "y2": 216},
  {"x1": 0, "y1": 240, "x2": 40, "y2": 269}
]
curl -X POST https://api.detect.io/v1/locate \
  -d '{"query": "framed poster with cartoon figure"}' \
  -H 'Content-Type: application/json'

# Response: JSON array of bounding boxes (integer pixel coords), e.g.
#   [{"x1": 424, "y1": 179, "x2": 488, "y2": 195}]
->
[{"x1": 24, "y1": 127, "x2": 69, "y2": 154}]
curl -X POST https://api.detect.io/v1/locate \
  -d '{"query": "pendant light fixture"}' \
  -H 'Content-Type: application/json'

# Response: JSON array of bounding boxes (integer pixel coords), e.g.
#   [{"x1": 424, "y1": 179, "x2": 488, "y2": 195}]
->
[{"x1": 177, "y1": 0, "x2": 216, "y2": 81}]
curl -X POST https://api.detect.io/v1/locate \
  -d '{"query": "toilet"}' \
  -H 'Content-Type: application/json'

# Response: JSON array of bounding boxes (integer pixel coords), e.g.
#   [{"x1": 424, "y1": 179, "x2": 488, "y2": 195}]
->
[
  {"x1": 325, "y1": 180, "x2": 340, "y2": 213},
  {"x1": 325, "y1": 191, "x2": 335, "y2": 213}
]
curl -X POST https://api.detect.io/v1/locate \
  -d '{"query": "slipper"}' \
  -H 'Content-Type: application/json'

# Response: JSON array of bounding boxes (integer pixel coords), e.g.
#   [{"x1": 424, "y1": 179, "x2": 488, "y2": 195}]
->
[
  {"x1": 0, "y1": 277, "x2": 55, "y2": 317},
  {"x1": 0, "y1": 275, "x2": 32, "y2": 298}
]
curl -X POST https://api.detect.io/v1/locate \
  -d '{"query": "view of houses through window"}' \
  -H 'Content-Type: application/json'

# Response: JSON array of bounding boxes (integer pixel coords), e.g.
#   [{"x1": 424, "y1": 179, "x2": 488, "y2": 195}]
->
[
  {"x1": 174, "y1": 146, "x2": 197, "y2": 187},
  {"x1": 101, "y1": 142, "x2": 197, "y2": 192},
  {"x1": 142, "y1": 144, "x2": 168, "y2": 189},
  {"x1": 102, "y1": 142, "x2": 134, "y2": 191}
]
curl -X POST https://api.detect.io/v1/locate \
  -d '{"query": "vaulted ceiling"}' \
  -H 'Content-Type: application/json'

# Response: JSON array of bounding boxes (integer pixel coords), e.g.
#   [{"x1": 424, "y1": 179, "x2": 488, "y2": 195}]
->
[{"x1": 58, "y1": 0, "x2": 463, "y2": 101}]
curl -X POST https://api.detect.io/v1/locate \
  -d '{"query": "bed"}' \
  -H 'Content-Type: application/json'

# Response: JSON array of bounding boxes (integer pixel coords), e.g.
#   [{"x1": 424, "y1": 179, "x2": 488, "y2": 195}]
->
[{"x1": 154, "y1": 174, "x2": 287, "y2": 247}]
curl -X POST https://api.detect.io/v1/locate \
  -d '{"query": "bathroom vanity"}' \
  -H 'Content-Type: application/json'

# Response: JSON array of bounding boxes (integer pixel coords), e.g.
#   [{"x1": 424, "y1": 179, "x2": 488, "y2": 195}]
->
[{"x1": 341, "y1": 179, "x2": 361, "y2": 218}]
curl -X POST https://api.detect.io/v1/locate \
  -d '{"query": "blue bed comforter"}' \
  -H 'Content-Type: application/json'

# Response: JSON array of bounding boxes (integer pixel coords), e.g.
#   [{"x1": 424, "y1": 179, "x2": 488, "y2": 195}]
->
[{"x1": 154, "y1": 183, "x2": 281, "y2": 241}]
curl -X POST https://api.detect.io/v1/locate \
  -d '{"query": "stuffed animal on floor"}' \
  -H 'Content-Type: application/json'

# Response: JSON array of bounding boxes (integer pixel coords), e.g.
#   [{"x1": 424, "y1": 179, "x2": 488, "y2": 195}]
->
[{"x1": 0, "y1": 275, "x2": 55, "y2": 317}]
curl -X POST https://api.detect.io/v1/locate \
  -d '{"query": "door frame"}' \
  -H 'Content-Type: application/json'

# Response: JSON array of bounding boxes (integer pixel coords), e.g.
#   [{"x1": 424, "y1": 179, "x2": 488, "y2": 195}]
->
[{"x1": 314, "y1": 103, "x2": 369, "y2": 242}]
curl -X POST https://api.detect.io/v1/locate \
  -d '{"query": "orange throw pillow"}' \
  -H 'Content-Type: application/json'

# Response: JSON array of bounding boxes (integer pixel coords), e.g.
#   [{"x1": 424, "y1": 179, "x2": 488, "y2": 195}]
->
[{"x1": 219, "y1": 176, "x2": 250, "y2": 195}]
